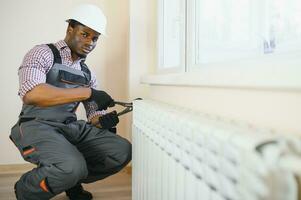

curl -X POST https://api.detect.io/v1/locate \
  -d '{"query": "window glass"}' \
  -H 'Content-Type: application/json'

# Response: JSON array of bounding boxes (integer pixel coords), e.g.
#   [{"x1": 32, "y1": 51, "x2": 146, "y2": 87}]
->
[
  {"x1": 264, "y1": 0, "x2": 301, "y2": 54},
  {"x1": 158, "y1": 0, "x2": 184, "y2": 69},
  {"x1": 195, "y1": 0, "x2": 259, "y2": 64}
]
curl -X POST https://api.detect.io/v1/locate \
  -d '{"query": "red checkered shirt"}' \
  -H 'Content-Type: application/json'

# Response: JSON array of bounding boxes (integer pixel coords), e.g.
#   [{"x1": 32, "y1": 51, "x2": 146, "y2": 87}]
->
[{"x1": 18, "y1": 40, "x2": 105, "y2": 121}]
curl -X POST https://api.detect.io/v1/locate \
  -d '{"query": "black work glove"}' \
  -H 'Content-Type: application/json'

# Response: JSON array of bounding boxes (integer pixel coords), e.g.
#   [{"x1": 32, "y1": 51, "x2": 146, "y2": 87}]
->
[
  {"x1": 99, "y1": 111, "x2": 119, "y2": 129},
  {"x1": 88, "y1": 88, "x2": 115, "y2": 110}
]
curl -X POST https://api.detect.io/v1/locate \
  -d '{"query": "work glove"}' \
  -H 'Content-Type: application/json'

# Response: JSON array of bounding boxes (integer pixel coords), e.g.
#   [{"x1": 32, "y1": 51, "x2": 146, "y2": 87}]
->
[
  {"x1": 99, "y1": 111, "x2": 119, "y2": 129},
  {"x1": 88, "y1": 88, "x2": 115, "y2": 110}
]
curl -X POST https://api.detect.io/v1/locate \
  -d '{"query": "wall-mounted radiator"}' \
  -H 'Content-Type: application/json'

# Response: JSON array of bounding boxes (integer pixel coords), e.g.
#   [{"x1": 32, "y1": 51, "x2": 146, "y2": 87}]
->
[{"x1": 132, "y1": 100, "x2": 301, "y2": 200}]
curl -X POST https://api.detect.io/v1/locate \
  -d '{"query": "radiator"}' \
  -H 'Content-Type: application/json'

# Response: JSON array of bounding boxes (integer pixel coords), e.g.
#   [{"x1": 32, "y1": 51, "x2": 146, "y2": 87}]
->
[{"x1": 132, "y1": 100, "x2": 301, "y2": 200}]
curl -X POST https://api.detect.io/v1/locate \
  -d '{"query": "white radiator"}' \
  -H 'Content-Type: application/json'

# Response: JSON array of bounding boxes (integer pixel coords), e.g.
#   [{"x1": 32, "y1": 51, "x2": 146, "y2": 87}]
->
[{"x1": 132, "y1": 100, "x2": 301, "y2": 200}]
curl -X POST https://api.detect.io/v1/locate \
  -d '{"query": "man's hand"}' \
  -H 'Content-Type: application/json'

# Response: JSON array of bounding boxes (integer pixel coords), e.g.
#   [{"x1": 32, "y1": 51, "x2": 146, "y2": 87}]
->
[
  {"x1": 99, "y1": 111, "x2": 119, "y2": 129},
  {"x1": 88, "y1": 88, "x2": 115, "y2": 110}
]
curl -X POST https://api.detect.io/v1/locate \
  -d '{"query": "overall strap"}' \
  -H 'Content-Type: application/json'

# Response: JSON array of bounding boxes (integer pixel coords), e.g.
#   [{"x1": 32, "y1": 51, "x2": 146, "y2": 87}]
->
[
  {"x1": 47, "y1": 44, "x2": 62, "y2": 64},
  {"x1": 80, "y1": 60, "x2": 92, "y2": 82},
  {"x1": 69, "y1": 61, "x2": 92, "y2": 113}
]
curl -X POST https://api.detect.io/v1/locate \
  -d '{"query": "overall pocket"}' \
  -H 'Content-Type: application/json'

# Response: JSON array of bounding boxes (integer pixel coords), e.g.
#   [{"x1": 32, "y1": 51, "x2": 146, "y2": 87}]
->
[
  {"x1": 59, "y1": 70, "x2": 89, "y2": 87},
  {"x1": 10, "y1": 120, "x2": 40, "y2": 165}
]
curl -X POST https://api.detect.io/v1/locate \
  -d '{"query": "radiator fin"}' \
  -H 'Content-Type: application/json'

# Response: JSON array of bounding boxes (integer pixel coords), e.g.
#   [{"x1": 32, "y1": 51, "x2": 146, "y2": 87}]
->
[{"x1": 132, "y1": 100, "x2": 301, "y2": 200}]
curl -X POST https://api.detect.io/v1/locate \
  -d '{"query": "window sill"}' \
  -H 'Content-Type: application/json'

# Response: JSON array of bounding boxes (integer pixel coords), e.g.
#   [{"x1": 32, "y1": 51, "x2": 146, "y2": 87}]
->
[{"x1": 141, "y1": 53, "x2": 301, "y2": 91}]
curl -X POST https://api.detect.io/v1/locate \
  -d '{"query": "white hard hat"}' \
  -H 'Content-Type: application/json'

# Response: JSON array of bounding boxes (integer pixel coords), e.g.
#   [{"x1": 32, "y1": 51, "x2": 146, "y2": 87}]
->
[{"x1": 67, "y1": 4, "x2": 107, "y2": 36}]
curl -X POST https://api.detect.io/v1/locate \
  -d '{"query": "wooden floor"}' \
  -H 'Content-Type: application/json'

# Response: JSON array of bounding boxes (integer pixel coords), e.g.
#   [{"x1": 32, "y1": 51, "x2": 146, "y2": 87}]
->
[{"x1": 0, "y1": 166, "x2": 131, "y2": 200}]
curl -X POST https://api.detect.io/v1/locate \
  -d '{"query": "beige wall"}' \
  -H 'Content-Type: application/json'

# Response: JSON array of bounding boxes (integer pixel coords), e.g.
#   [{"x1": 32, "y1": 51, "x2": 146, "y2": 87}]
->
[
  {"x1": 126, "y1": 0, "x2": 157, "y2": 139},
  {"x1": 129, "y1": 0, "x2": 301, "y2": 137},
  {"x1": 0, "y1": 0, "x2": 129, "y2": 164},
  {"x1": 149, "y1": 86, "x2": 301, "y2": 135}
]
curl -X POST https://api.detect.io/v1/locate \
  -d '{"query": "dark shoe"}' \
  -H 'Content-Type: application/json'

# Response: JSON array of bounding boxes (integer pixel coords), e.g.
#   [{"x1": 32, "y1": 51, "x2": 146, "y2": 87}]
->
[{"x1": 66, "y1": 184, "x2": 93, "y2": 200}]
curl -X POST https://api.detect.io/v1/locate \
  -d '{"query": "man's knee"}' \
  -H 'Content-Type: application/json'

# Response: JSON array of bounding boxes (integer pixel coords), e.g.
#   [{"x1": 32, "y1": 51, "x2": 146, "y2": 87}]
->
[
  {"x1": 49, "y1": 158, "x2": 88, "y2": 192},
  {"x1": 113, "y1": 139, "x2": 132, "y2": 168}
]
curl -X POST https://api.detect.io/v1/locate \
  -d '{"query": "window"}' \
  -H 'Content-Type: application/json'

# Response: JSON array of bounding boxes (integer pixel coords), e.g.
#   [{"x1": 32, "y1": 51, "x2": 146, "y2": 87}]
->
[{"x1": 157, "y1": 0, "x2": 301, "y2": 78}]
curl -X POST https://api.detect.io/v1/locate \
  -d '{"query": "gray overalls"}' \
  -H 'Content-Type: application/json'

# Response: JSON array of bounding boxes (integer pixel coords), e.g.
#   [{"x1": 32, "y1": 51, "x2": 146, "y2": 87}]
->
[{"x1": 10, "y1": 44, "x2": 132, "y2": 200}]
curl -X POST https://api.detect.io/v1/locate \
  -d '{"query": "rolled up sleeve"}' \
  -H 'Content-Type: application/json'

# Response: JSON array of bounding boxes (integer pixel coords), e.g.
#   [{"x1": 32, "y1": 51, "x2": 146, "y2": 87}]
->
[{"x1": 18, "y1": 45, "x2": 53, "y2": 98}]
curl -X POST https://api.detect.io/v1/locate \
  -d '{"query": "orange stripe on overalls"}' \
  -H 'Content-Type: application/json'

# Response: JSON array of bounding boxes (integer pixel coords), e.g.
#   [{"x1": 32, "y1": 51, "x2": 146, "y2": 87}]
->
[
  {"x1": 39, "y1": 179, "x2": 49, "y2": 192},
  {"x1": 23, "y1": 147, "x2": 36, "y2": 156}
]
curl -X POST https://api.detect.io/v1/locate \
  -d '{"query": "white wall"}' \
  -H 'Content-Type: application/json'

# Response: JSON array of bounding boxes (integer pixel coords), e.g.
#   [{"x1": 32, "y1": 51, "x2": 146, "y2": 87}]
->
[
  {"x1": 0, "y1": 0, "x2": 129, "y2": 164},
  {"x1": 129, "y1": 0, "x2": 301, "y2": 136}
]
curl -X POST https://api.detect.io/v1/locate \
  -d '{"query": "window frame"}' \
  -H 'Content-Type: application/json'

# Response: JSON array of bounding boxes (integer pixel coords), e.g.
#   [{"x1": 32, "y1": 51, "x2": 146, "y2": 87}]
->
[
  {"x1": 149, "y1": 0, "x2": 301, "y2": 90},
  {"x1": 157, "y1": 0, "x2": 186, "y2": 73}
]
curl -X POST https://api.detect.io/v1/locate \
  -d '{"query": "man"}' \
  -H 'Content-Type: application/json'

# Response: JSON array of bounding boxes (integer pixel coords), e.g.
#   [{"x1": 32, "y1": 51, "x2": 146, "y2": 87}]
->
[{"x1": 10, "y1": 4, "x2": 131, "y2": 200}]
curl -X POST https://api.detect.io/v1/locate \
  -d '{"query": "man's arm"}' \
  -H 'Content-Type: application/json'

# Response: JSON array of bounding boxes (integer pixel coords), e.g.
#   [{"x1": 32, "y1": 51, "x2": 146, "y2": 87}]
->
[
  {"x1": 23, "y1": 83, "x2": 91, "y2": 107},
  {"x1": 19, "y1": 45, "x2": 112, "y2": 109},
  {"x1": 18, "y1": 44, "x2": 90, "y2": 107}
]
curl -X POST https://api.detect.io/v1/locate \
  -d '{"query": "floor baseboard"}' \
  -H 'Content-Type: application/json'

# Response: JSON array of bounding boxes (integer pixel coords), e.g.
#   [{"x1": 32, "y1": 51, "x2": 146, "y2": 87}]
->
[
  {"x1": 0, "y1": 163, "x2": 132, "y2": 175},
  {"x1": 0, "y1": 163, "x2": 35, "y2": 175}
]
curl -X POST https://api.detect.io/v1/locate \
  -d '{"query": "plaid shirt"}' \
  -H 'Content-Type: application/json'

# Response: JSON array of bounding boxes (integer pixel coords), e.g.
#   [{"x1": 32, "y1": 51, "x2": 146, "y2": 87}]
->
[{"x1": 18, "y1": 40, "x2": 105, "y2": 121}]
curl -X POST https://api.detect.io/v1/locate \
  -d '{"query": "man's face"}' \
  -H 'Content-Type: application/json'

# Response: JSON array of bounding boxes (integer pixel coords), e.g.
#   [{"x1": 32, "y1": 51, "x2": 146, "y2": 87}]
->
[{"x1": 67, "y1": 24, "x2": 100, "y2": 59}]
